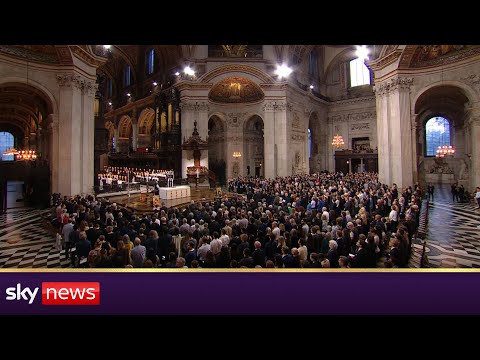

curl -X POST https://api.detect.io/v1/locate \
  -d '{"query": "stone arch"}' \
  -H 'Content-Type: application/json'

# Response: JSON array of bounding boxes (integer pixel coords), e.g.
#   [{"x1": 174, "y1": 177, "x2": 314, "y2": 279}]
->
[
  {"x1": 208, "y1": 114, "x2": 227, "y2": 184},
  {"x1": 200, "y1": 64, "x2": 275, "y2": 84},
  {"x1": 412, "y1": 83, "x2": 472, "y2": 188},
  {"x1": 138, "y1": 107, "x2": 155, "y2": 135},
  {"x1": 0, "y1": 76, "x2": 57, "y2": 115},
  {"x1": 243, "y1": 114, "x2": 264, "y2": 177}
]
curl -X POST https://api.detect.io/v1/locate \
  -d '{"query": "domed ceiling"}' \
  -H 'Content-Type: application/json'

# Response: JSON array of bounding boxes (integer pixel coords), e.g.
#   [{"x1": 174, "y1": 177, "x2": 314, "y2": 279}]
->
[{"x1": 208, "y1": 76, "x2": 264, "y2": 104}]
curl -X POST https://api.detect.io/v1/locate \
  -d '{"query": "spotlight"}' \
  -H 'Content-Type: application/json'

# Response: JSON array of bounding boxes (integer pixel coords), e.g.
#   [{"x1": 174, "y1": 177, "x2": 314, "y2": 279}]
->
[
  {"x1": 127, "y1": 93, "x2": 131, "y2": 97},
  {"x1": 310, "y1": 85, "x2": 314, "y2": 89},
  {"x1": 275, "y1": 64, "x2": 292, "y2": 79},
  {"x1": 103, "y1": 45, "x2": 111, "y2": 50},
  {"x1": 108, "y1": 101, "x2": 112, "y2": 106},
  {"x1": 175, "y1": 71, "x2": 180, "y2": 76},
  {"x1": 355, "y1": 45, "x2": 369, "y2": 61},
  {"x1": 183, "y1": 66, "x2": 195, "y2": 76},
  {"x1": 153, "y1": 82, "x2": 158, "y2": 86}
]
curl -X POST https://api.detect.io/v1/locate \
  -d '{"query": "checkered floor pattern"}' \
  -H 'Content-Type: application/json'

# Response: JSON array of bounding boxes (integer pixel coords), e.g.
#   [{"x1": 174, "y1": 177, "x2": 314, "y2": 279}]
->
[
  {"x1": 0, "y1": 208, "x2": 71, "y2": 268},
  {"x1": 409, "y1": 184, "x2": 480, "y2": 268}
]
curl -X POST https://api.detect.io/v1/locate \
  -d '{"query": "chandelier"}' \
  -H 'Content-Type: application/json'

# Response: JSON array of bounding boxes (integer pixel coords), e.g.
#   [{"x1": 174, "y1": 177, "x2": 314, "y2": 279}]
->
[
  {"x1": 2, "y1": 148, "x2": 19, "y2": 156},
  {"x1": 436, "y1": 145, "x2": 455, "y2": 158},
  {"x1": 233, "y1": 151, "x2": 242, "y2": 159},
  {"x1": 16, "y1": 150, "x2": 37, "y2": 161},
  {"x1": 332, "y1": 134, "x2": 345, "y2": 149}
]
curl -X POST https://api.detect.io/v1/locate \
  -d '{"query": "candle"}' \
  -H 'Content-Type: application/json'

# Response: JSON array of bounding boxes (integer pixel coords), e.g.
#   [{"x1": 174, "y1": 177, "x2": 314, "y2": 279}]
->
[{"x1": 196, "y1": 168, "x2": 199, "y2": 178}]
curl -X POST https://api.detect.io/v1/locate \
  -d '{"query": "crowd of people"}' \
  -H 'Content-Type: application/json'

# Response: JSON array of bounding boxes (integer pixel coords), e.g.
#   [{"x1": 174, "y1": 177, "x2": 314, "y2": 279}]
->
[{"x1": 51, "y1": 172, "x2": 424, "y2": 269}]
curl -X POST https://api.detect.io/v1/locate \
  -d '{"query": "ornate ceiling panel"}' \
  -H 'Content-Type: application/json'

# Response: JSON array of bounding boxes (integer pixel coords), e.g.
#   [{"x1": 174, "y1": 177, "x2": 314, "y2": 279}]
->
[
  {"x1": 408, "y1": 45, "x2": 480, "y2": 68},
  {"x1": 208, "y1": 76, "x2": 264, "y2": 104}
]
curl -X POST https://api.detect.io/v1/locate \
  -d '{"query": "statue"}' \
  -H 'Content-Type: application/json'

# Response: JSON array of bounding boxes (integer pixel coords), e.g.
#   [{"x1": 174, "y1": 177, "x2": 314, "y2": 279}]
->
[{"x1": 459, "y1": 159, "x2": 470, "y2": 180}]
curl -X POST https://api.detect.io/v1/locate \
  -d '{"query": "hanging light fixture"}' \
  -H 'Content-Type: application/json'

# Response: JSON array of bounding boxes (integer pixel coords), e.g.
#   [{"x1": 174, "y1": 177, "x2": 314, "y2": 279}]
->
[
  {"x1": 436, "y1": 145, "x2": 455, "y2": 157},
  {"x1": 233, "y1": 151, "x2": 242, "y2": 159},
  {"x1": 15, "y1": 149, "x2": 37, "y2": 161},
  {"x1": 332, "y1": 134, "x2": 345, "y2": 149}
]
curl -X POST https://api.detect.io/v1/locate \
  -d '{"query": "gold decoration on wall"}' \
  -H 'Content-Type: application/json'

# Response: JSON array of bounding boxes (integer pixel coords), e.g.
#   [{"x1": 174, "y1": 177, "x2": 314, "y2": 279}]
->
[{"x1": 208, "y1": 76, "x2": 264, "y2": 104}]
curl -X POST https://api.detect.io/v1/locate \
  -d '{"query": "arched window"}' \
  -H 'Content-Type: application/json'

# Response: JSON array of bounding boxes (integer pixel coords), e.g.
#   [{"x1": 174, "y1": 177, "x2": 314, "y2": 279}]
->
[
  {"x1": 309, "y1": 51, "x2": 318, "y2": 77},
  {"x1": 124, "y1": 64, "x2": 131, "y2": 87},
  {"x1": 0, "y1": 132, "x2": 15, "y2": 161},
  {"x1": 425, "y1": 116, "x2": 451, "y2": 156},
  {"x1": 146, "y1": 48, "x2": 155, "y2": 75},
  {"x1": 308, "y1": 128, "x2": 312, "y2": 159},
  {"x1": 349, "y1": 58, "x2": 370, "y2": 87},
  {"x1": 107, "y1": 77, "x2": 113, "y2": 97}
]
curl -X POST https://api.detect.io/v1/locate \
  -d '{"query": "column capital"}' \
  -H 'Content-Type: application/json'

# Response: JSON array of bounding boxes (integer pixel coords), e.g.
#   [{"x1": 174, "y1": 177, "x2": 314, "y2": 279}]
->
[{"x1": 56, "y1": 74, "x2": 98, "y2": 96}]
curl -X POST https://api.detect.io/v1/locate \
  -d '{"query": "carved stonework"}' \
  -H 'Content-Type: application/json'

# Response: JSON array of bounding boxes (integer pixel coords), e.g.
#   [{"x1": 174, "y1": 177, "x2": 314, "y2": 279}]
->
[
  {"x1": 180, "y1": 102, "x2": 209, "y2": 112},
  {"x1": 56, "y1": 74, "x2": 97, "y2": 95},
  {"x1": 350, "y1": 122, "x2": 370, "y2": 132},
  {"x1": 69, "y1": 45, "x2": 106, "y2": 67},
  {"x1": 328, "y1": 111, "x2": 375, "y2": 123},
  {"x1": 292, "y1": 112, "x2": 301, "y2": 129},
  {"x1": 263, "y1": 101, "x2": 291, "y2": 111},
  {"x1": 291, "y1": 134, "x2": 305, "y2": 141},
  {"x1": 225, "y1": 135, "x2": 242, "y2": 142},
  {"x1": 369, "y1": 49, "x2": 402, "y2": 71},
  {"x1": 226, "y1": 112, "x2": 247, "y2": 127},
  {"x1": 460, "y1": 74, "x2": 480, "y2": 93},
  {"x1": 374, "y1": 77, "x2": 413, "y2": 95}
]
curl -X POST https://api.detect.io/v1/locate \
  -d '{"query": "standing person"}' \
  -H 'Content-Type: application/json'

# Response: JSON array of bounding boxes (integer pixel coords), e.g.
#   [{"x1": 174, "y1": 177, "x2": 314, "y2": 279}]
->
[
  {"x1": 428, "y1": 183, "x2": 435, "y2": 202},
  {"x1": 475, "y1": 187, "x2": 480, "y2": 209},
  {"x1": 451, "y1": 182, "x2": 458, "y2": 202}
]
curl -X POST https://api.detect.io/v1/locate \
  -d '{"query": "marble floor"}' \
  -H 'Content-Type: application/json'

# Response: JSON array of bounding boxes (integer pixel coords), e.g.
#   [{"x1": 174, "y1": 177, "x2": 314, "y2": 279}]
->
[
  {"x1": 0, "y1": 183, "x2": 479, "y2": 268},
  {"x1": 409, "y1": 184, "x2": 480, "y2": 268}
]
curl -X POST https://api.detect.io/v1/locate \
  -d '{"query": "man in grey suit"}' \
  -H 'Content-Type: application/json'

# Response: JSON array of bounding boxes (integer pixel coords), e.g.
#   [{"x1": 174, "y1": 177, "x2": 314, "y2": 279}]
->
[{"x1": 131, "y1": 237, "x2": 146, "y2": 268}]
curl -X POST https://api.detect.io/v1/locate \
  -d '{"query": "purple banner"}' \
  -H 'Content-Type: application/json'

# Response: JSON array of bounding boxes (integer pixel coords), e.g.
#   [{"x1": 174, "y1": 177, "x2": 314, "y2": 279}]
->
[{"x1": 0, "y1": 270, "x2": 479, "y2": 315}]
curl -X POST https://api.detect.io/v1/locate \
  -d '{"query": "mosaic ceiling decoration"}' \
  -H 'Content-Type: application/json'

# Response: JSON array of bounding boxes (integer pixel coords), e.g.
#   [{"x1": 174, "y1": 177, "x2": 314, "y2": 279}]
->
[
  {"x1": 208, "y1": 76, "x2": 264, "y2": 104},
  {"x1": 409, "y1": 45, "x2": 480, "y2": 68}
]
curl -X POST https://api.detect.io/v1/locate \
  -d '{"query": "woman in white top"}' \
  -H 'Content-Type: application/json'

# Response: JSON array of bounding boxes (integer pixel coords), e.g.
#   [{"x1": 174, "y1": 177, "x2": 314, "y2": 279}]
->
[{"x1": 389, "y1": 205, "x2": 399, "y2": 233}]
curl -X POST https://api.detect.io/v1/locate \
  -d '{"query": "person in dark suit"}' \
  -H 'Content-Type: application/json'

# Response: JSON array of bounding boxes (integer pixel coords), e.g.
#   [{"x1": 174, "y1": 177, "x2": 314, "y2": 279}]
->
[{"x1": 427, "y1": 184, "x2": 434, "y2": 201}]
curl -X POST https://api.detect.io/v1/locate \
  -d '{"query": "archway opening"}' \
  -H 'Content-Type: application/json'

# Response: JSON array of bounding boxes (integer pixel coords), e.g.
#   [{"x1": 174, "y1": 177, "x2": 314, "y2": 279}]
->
[
  {"x1": 0, "y1": 82, "x2": 53, "y2": 208},
  {"x1": 208, "y1": 115, "x2": 226, "y2": 185},
  {"x1": 414, "y1": 85, "x2": 469, "y2": 188},
  {"x1": 243, "y1": 115, "x2": 264, "y2": 178}
]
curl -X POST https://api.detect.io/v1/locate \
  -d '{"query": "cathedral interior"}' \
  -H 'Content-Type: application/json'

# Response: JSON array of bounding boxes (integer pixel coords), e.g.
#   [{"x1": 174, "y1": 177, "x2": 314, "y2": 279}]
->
[{"x1": 0, "y1": 45, "x2": 479, "y2": 269}]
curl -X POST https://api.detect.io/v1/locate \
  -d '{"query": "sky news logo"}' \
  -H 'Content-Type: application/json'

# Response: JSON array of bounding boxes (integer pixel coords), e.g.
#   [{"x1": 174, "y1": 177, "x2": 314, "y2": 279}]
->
[{"x1": 5, "y1": 282, "x2": 100, "y2": 305}]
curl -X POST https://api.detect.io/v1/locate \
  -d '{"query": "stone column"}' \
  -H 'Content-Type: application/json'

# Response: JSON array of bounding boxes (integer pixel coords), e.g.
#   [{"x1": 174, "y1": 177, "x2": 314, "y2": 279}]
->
[
  {"x1": 388, "y1": 77, "x2": 414, "y2": 188},
  {"x1": 82, "y1": 79, "x2": 97, "y2": 195},
  {"x1": 48, "y1": 114, "x2": 59, "y2": 193},
  {"x1": 56, "y1": 74, "x2": 96, "y2": 196},
  {"x1": 374, "y1": 82, "x2": 391, "y2": 185},
  {"x1": 374, "y1": 77, "x2": 413, "y2": 188},
  {"x1": 411, "y1": 117, "x2": 418, "y2": 183},
  {"x1": 197, "y1": 102, "x2": 209, "y2": 168},
  {"x1": 263, "y1": 101, "x2": 276, "y2": 179},
  {"x1": 465, "y1": 104, "x2": 480, "y2": 190}
]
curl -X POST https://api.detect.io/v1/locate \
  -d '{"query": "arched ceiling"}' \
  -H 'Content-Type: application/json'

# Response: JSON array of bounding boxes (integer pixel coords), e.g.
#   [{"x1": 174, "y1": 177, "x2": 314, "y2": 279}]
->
[
  {"x1": 0, "y1": 83, "x2": 52, "y2": 133},
  {"x1": 415, "y1": 85, "x2": 469, "y2": 125},
  {"x1": 98, "y1": 45, "x2": 183, "y2": 79}
]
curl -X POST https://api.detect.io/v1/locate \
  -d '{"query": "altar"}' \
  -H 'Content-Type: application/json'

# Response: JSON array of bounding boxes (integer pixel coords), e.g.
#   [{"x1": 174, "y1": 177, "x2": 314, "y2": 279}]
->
[{"x1": 159, "y1": 185, "x2": 191, "y2": 200}]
